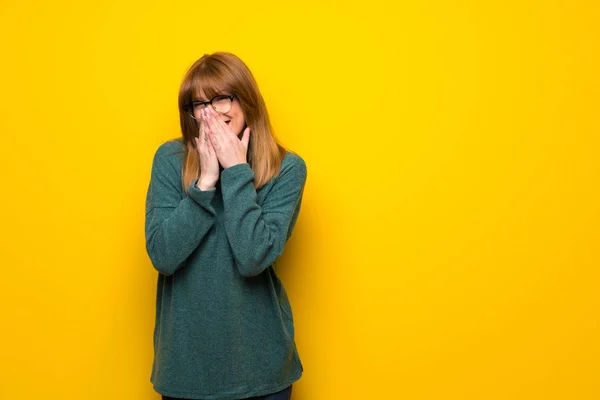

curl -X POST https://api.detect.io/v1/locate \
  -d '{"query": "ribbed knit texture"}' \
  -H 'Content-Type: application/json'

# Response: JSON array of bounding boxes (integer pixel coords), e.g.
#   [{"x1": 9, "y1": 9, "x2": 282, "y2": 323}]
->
[{"x1": 144, "y1": 138, "x2": 306, "y2": 399}]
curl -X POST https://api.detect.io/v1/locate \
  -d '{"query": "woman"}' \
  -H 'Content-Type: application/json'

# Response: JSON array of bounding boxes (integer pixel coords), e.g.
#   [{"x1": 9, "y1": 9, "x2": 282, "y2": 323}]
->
[{"x1": 144, "y1": 52, "x2": 307, "y2": 400}]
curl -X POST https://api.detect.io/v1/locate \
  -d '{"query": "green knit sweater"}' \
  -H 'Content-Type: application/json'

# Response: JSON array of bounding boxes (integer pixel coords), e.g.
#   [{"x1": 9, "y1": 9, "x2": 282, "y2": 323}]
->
[{"x1": 144, "y1": 138, "x2": 306, "y2": 399}]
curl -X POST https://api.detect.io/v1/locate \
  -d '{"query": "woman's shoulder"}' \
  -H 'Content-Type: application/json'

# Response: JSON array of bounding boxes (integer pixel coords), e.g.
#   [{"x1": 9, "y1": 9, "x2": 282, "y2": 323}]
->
[
  {"x1": 156, "y1": 137, "x2": 185, "y2": 155},
  {"x1": 153, "y1": 138, "x2": 185, "y2": 163},
  {"x1": 279, "y1": 150, "x2": 307, "y2": 180},
  {"x1": 281, "y1": 150, "x2": 306, "y2": 169}
]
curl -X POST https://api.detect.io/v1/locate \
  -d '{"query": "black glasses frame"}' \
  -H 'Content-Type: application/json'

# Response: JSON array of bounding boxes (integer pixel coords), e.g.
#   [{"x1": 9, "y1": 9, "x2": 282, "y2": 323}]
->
[{"x1": 184, "y1": 94, "x2": 236, "y2": 118}]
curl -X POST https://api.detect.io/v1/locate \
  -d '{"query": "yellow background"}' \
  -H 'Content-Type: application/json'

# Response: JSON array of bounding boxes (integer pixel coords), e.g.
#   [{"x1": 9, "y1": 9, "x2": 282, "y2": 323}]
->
[{"x1": 1, "y1": 1, "x2": 599, "y2": 399}]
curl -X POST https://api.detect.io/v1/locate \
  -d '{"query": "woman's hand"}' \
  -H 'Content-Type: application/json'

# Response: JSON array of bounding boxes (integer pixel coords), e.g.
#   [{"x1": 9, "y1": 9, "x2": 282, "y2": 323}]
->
[
  {"x1": 194, "y1": 116, "x2": 220, "y2": 189},
  {"x1": 201, "y1": 107, "x2": 251, "y2": 170}
]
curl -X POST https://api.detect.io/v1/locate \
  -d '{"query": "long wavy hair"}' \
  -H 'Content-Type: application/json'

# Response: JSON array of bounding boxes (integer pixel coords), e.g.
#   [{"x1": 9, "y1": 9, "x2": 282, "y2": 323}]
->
[{"x1": 176, "y1": 52, "x2": 289, "y2": 194}]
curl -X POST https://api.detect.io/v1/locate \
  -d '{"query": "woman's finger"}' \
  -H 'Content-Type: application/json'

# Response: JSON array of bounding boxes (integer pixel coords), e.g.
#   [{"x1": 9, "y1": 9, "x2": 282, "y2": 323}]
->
[
  {"x1": 208, "y1": 107, "x2": 234, "y2": 138},
  {"x1": 203, "y1": 110, "x2": 224, "y2": 149},
  {"x1": 199, "y1": 118, "x2": 208, "y2": 142},
  {"x1": 204, "y1": 120, "x2": 218, "y2": 150},
  {"x1": 194, "y1": 137, "x2": 203, "y2": 153},
  {"x1": 208, "y1": 108, "x2": 228, "y2": 142},
  {"x1": 207, "y1": 135, "x2": 215, "y2": 154},
  {"x1": 203, "y1": 109, "x2": 218, "y2": 138}
]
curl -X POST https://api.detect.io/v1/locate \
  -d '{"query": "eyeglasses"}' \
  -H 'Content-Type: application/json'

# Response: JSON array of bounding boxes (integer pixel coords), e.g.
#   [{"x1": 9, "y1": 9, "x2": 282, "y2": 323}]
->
[{"x1": 184, "y1": 94, "x2": 236, "y2": 120}]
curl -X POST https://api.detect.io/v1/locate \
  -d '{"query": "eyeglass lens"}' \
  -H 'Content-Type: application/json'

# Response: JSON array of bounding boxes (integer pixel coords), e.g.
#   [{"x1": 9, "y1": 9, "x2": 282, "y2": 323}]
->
[{"x1": 190, "y1": 96, "x2": 233, "y2": 119}]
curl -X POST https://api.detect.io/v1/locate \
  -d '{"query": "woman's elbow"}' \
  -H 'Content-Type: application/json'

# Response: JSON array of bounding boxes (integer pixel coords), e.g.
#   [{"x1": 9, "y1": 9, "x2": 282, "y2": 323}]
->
[
  {"x1": 235, "y1": 260, "x2": 270, "y2": 278},
  {"x1": 146, "y1": 241, "x2": 178, "y2": 276},
  {"x1": 234, "y1": 246, "x2": 283, "y2": 278}
]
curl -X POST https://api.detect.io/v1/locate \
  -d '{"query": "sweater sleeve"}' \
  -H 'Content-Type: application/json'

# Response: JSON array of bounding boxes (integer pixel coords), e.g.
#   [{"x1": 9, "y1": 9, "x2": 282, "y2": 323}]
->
[
  {"x1": 219, "y1": 156, "x2": 307, "y2": 277},
  {"x1": 145, "y1": 143, "x2": 218, "y2": 276}
]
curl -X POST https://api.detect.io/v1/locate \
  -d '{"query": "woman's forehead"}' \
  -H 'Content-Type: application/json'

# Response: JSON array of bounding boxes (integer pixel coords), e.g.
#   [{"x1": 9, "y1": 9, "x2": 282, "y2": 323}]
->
[{"x1": 193, "y1": 86, "x2": 226, "y2": 101}]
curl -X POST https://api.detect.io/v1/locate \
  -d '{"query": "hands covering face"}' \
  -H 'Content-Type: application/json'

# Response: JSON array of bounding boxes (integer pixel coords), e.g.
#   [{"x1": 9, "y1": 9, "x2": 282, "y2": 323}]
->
[
  {"x1": 193, "y1": 116, "x2": 219, "y2": 184},
  {"x1": 201, "y1": 107, "x2": 251, "y2": 169}
]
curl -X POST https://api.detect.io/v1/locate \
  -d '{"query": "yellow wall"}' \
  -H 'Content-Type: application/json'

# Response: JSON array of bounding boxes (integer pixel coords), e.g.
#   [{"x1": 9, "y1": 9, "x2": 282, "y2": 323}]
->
[{"x1": 1, "y1": 1, "x2": 599, "y2": 399}]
